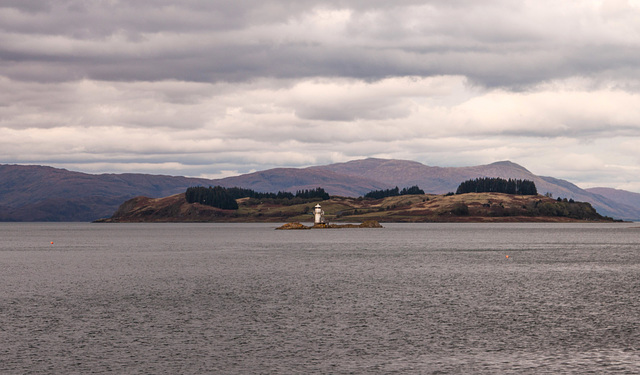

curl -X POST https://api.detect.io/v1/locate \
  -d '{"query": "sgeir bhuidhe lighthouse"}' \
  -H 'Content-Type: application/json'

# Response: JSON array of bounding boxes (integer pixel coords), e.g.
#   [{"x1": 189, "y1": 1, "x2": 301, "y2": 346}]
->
[{"x1": 314, "y1": 204, "x2": 325, "y2": 225}]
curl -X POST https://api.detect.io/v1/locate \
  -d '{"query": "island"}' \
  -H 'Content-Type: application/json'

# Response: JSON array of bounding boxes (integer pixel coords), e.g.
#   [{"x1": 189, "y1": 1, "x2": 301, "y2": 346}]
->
[
  {"x1": 94, "y1": 180, "x2": 618, "y2": 224},
  {"x1": 276, "y1": 221, "x2": 384, "y2": 230}
]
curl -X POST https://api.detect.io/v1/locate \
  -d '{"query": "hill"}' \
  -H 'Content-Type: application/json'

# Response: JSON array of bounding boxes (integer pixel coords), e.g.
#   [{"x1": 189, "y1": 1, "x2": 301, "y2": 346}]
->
[
  {"x1": 0, "y1": 165, "x2": 214, "y2": 221},
  {"x1": 213, "y1": 167, "x2": 388, "y2": 197},
  {"x1": 97, "y1": 192, "x2": 614, "y2": 223},
  {"x1": 586, "y1": 187, "x2": 640, "y2": 215},
  {"x1": 1, "y1": 159, "x2": 638, "y2": 221}
]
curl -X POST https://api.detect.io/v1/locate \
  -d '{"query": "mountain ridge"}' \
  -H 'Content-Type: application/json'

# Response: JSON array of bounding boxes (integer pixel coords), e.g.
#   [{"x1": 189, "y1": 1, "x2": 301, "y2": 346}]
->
[
  {"x1": 1, "y1": 159, "x2": 638, "y2": 221},
  {"x1": 586, "y1": 187, "x2": 640, "y2": 214},
  {"x1": 0, "y1": 164, "x2": 215, "y2": 221}
]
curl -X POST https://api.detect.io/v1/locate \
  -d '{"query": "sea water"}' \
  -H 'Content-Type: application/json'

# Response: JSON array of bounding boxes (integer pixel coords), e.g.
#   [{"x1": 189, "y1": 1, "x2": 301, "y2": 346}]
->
[{"x1": 0, "y1": 222, "x2": 638, "y2": 374}]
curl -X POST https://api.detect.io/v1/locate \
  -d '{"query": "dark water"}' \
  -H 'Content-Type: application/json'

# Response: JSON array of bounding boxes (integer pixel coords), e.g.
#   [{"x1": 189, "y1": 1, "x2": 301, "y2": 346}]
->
[{"x1": 1, "y1": 222, "x2": 639, "y2": 374}]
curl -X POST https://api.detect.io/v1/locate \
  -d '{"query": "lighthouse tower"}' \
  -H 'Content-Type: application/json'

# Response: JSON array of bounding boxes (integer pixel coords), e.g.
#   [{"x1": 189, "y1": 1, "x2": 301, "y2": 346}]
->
[{"x1": 313, "y1": 204, "x2": 325, "y2": 224}]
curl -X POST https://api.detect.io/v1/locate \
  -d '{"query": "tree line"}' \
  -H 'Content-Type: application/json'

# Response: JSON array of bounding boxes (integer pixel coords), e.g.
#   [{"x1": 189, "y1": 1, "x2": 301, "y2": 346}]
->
[
  {"x1": 363, "y1": 185, "x2": 425, "y2": 199},
  {"x1": 185, "y1": 186, "x2": 330, "y2": 210},
  {"x1": 185, "y1": 186, "x2": 239, "y2": 210},
  {"x1": 455, "y1": 177, "x2": 537, "y2": 195}
]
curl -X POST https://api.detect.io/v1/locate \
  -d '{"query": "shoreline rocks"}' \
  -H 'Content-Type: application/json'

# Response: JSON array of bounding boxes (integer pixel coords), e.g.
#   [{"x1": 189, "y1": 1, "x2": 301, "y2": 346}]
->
[
  {"x1": 276, "y1": 222, "x2": 310, "y2": 230},
  {"x1": 276, "y1": 220, "x2": 383, "y2": 230}
]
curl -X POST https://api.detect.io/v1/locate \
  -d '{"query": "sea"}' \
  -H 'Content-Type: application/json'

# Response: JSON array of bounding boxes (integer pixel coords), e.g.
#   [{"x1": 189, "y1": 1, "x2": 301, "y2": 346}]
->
[{"x1": 0, "y1": 222, "x2": 639, "y2": 374}]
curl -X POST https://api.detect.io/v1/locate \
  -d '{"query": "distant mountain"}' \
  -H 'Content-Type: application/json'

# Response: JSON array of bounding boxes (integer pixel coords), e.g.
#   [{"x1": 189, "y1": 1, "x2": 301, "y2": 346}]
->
[
  {"x1": 0, "y1": 165, "x2": 214, "y2": 221},
  {"x1": 314, "y1": 159, "x2": 536, "y2": 194},
  {"x1": 214, "y1": 167, "x2": 388, "y2": 197},
  {"x1": 586, "y1": 188, "x2": 640, "y2": 215},
  {"x1": 1, "y1": 159, "x2": 638, "y2": 221}
]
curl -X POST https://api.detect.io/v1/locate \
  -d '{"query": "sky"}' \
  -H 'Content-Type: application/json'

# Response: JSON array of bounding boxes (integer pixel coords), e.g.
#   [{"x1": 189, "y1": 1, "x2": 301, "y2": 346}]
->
[{"x1": 2, "y1": 0, "x2": 640, "y2": 192}]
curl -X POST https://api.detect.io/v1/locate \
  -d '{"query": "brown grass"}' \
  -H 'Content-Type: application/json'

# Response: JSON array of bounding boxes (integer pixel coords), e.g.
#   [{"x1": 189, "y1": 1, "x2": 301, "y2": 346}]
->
[{"x1": 99, "y1": 192, "x2": 613, "y2": 223}]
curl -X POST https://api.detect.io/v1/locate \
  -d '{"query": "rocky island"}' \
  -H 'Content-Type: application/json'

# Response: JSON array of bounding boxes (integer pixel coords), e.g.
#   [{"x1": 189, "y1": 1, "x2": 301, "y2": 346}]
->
[
  {"x1": 276, "y1": 220, "x2": 384, "y2": 230},
  {"x1": 95, "y1": 185, "x2": 617, "y2": 224}
]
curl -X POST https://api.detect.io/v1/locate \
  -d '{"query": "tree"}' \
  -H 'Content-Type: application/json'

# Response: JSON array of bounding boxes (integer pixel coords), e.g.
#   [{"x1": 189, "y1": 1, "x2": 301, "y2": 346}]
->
[
  {"x1": 295, "y1": 187, "x2": 330, "y2": 200},
  {"x1": 455, "y1": 177, "x2": 537, "y2": 195},
  {"x1": 364, "y1": 185, "x2": 424, "y2": 199},
  {"x1": 185, "y1": 186, "x2": 238, "y2": 210},
  {"x1": 400, "y1": 185, "x2": 425, "y2": 195},
  {"x1": 364, "y1": 186, "x2": 400, "y2": 199},
  {"x1": 186, "y1": 185, "x2": 331, "y2": 209}
]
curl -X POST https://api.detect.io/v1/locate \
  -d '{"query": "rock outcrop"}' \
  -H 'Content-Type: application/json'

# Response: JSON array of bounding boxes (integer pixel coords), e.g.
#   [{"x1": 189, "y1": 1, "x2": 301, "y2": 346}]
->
[{"x1": 276, "y1": 220, "x2": 383, "y2": 230}]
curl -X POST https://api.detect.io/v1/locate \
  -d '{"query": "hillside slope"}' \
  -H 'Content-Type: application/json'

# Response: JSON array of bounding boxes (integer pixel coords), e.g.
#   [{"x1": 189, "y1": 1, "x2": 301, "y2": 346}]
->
[
  {"x1": 586, "y1": 188, "x2": 640, "y2": 214},
  {"x1": 214, "y1": 167, "x2": 388, "y2": 197},
  {"x1": 99, "y1": 192, "x2": 613, "y2": 223},
  {"x1": 0, "y1": 165, "x2": 215, "y2": 221}
]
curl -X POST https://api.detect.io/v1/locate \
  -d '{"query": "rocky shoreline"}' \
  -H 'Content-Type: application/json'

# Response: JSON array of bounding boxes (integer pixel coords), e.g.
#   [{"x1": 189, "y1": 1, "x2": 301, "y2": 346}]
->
[{"x1": 276, "y1": 220, "x2": 383, "y2": 230}]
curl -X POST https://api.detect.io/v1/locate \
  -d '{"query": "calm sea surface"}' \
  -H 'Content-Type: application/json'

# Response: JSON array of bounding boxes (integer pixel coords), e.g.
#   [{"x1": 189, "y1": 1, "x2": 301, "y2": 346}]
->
[{"x1": 0, "y1": 222, "x2": 639, "y2": 374}]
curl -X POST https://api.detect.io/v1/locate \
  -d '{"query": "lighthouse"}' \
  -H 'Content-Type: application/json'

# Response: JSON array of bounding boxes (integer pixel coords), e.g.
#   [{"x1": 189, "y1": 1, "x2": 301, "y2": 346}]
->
[{"x1": 313, "y1": 204, "x2": 325, "y2": 224}]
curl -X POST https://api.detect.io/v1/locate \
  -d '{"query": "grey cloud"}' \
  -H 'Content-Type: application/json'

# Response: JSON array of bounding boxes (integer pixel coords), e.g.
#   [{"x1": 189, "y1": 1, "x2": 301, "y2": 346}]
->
[
  {"x1": 293, "y1": 101, "x2": 411, "y2": 122},
  {"x1": 2, "y1": 1, "x2": 639, "y2": 88},
  {"x1": 0, "y1": 0, "x2": 53, "y2": 13},
  {"x1": 2, "y1": 0, "x2": 640, "y2": 192},
  {"x1": 0, "y1": 0, "x2": 425, "y2": 36}
]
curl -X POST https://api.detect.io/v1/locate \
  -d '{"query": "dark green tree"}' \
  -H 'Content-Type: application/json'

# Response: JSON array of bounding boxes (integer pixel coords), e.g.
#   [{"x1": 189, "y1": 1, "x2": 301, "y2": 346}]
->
[
  {"x1": 456, "y1": 177, "x2": 537, "y2": 195},
  {"x1": 400, "y1": 185, "x2": 425, "y2": 195},
  {"x1": 185, "y1": 186, "x2": 238, "y2": 209},
  {"x1": 364, "y1": 186, "x2": 400, "y2": 199},
  {"x1": 364, "y1": 185, "x2": 424, "y2": 199}
]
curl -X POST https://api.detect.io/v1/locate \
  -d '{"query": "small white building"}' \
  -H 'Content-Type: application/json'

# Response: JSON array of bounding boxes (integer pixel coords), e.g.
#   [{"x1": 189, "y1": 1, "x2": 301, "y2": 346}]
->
[{"x1": 313, "y1": 204, "x2": 325, "y2": 224}]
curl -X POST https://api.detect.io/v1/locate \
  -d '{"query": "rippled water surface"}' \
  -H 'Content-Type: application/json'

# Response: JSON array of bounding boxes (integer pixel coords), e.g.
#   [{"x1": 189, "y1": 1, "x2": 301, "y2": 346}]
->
[{"x1": 1, "y1": 222, "x2": 639, "y2": 374}]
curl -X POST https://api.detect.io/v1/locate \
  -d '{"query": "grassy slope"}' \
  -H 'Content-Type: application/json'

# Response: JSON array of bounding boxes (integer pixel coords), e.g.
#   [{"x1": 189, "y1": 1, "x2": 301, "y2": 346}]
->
[{"x1": 99, "y1": 192, "x2": 613, "y2": 223}]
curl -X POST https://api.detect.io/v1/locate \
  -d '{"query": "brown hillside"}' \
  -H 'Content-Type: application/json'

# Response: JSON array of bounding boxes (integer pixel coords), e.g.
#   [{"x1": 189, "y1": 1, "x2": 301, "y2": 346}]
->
[{"x1": 98, "y1": 192, "x2": 613, "y2": 223}]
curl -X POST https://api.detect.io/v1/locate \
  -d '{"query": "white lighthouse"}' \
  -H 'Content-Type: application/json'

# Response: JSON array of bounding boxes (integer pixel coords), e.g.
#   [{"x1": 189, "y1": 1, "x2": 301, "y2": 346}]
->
[{"x1": 313, "y1": 204, "x2": 325, "y2": 224}]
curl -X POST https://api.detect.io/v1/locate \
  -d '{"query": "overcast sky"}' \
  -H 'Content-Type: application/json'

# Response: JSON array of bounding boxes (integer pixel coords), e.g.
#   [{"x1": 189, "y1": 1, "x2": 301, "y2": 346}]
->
[{"x1": 2, "y1": 0, "x2": 640, "y2": 192}]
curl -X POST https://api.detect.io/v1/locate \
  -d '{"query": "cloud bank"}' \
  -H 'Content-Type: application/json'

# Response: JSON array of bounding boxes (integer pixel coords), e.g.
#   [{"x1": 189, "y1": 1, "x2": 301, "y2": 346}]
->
[{"x1": 1, "y1": 0, "x2": 640, "y2": 191}]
